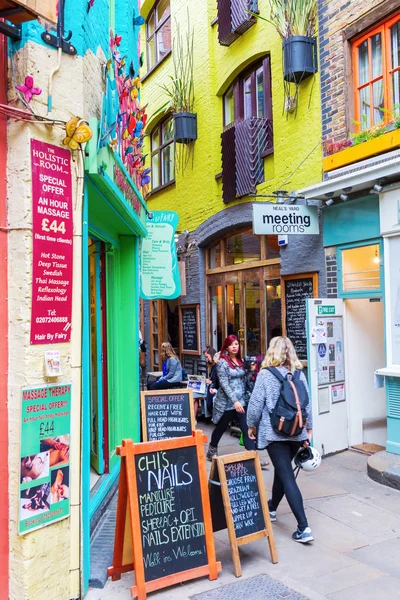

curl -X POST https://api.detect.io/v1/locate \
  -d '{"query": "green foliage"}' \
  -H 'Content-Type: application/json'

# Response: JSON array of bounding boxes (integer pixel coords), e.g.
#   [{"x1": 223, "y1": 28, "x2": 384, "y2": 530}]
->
[{"x1": 249, "y1": 0, "x2": 317, "y2": 38}]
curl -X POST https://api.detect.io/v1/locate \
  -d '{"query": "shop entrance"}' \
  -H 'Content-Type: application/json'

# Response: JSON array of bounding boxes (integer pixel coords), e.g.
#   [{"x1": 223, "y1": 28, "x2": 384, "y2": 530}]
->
[
  {"x1": 149, "y1": 298, "x2": 180, "y2": 370},
  {"x1": 345, "y1": 298, "x2": 386, "y2": 446},
  {"x1": 206, "y1": 230, "x2": 281, "y2": 356}
]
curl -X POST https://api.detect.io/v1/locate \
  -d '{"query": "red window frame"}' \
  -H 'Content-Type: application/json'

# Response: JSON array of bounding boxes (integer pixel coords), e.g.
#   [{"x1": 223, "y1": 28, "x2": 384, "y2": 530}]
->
[{"x1": 353, "y1": 12, "x2": 400, "y2": 131}]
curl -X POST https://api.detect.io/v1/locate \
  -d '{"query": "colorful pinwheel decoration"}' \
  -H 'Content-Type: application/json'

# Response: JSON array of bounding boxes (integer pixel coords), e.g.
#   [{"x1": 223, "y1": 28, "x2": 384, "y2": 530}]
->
[
  {"x1": 63, "y1": 117, "x2": 92, "y2": 150},
  {"x1": 16, "y1": 76, "x2": 42, "y2": 103}
]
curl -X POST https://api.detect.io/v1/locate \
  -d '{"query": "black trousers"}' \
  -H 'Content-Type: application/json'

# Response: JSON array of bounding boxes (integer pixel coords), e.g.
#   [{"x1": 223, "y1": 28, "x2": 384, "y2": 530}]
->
[
  {"x1": 210, "y1": 408, "x2": 255, "y2": 451},
  {"x1": 267, "y1": 441, "x2": 308, "y2": 530}
]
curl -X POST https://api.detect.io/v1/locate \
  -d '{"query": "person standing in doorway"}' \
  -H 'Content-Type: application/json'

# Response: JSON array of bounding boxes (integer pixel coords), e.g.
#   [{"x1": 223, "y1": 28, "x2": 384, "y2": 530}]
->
[
  {"x1": 147, "y1": 342, "x2": 183, "y2": 390},
  {"x1": 206, "y1": 335, "x2": 255, "y2": 460},
  {"x1": 247, "y1": 336, "x2": 314, "y2": 543},
  {"x1": 203, "y1": 346, "x2": 218, "y2": 415}
]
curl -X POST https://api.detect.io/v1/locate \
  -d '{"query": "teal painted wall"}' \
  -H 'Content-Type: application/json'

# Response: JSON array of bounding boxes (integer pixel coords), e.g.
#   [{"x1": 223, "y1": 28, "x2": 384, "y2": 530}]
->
[{"x1": 322, "y1": 196, "x2": 380, "y2": 247}]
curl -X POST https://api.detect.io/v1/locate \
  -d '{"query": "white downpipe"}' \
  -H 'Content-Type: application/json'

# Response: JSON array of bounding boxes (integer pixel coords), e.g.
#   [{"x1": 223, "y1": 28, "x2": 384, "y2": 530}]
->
[{"x1": 47, "y1": 46, "x2": 62, "y2": 115}]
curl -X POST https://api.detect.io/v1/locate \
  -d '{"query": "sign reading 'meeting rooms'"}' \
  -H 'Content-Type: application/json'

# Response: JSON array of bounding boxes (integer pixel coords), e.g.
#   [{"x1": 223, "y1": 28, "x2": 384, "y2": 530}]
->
[{"x1": 252, "y1": 203, "x2": 319, "y2": 235}]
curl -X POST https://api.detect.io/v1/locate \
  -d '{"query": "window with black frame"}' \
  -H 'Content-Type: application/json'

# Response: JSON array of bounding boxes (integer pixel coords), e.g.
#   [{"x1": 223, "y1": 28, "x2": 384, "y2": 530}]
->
[
  {"x1": 146, "y1": 0, "x2": 171, "y2": 71},
  {"x1": 150, "y1": 116, "x2": 175, "y2": 191}
]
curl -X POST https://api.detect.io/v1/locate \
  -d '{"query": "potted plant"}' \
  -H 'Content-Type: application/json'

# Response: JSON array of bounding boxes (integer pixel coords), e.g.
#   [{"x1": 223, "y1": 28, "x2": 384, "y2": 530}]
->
[
  {"x1": 251, "y1": 0, "x2": 318, "y2": 84},
  {"x1": 159, "y1": 21, "x2": 197, "y2": 144}
]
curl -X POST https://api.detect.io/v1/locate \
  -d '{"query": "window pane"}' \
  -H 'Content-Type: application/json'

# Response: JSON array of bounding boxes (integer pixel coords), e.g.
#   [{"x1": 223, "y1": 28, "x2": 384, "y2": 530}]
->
[
  {"x1": 393, "y1": 71, "x2": 400, "y2": 113},
  {"x1": 359, "y1": 86, "x2": 371, "y2": 130},
  {"x1": 244, "y1": 76, "x2": 252, "y2": 119},
  {"x1": 226, "y1": 233, "x2": 261, "y2": 265},
  {"x1": 156, "y1": 20, "x2": 171, "y2": 62},
  {"x1": 371, "y1": 33, "x2": 382, "y2": 78},
  {"x1": 266, "y1": 279, "x2": 282, "y2": 344},
  {"x1": 151, "y1": 153, "x2": 160, "y2": 189},
  {"x1": 210, "y1": 285, "x2": 223, "y2": 351},
  {"x1": 147, "y1": 12, "x2": 155, "y2": 37},
  {"x1": 342, "y1": 244, "x2": 381, "y2": 292},
  {"x1": 224, "y1": 85, "x2": 234, "y2": 126},
  {"x1": 266, "y1": 235, "x2": 280, "y2": 259},
  {"x1": 226, "y1": 284, "x2": 240, "y2": 338},
  {"x1": 391, "y1": 21, "x2": 400, "y2": 69},
  {"x1": 358, "y1": 40, "x2": 369, "y2": 85},
  {"x1": 245, "y1": 282, "x2": 261, "y2": 355},
  {"x1": 162, "y1": 118, "x2": 174, "y2": 143},
  {"x1": 372, "y1": 79, "x2": 384, "y2": 124},
  {"x1": 161, "y1": 143, "x2": 174, "y2": 184},
  {"x1": 147, "y1": 37, "x2": 156, "y2": 69},
  {"x1": 157, "y1": 0, "x2": 170, "y2": 24},
  {"x1": 151, "y1": 127, "x2": 160, "y2": 150},
  {"x1": 256, "y1": 67, "x2": 264, "y2": 118},
  {"x1": 209, "y1": 243, "x2": 221, "y2": 268}
]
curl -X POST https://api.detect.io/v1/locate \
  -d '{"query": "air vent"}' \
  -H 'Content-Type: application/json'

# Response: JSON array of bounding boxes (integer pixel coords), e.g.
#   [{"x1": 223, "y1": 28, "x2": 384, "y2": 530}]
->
[{"x1": 387, "y1": 377, "x2": 400, "y2": 419}]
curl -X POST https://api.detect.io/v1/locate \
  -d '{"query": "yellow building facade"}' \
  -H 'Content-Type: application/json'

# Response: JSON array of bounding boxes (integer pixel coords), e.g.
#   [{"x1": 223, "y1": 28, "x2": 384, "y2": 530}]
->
[{"x1": 140, "y1": 0, "x2": 325, "y2": 370}]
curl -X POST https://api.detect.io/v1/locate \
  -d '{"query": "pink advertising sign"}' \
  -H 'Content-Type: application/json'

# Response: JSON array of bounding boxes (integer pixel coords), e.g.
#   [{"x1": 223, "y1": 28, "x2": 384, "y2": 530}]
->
[{"x1": 30, "y1": 140, "x2": 73, "y2": 344}]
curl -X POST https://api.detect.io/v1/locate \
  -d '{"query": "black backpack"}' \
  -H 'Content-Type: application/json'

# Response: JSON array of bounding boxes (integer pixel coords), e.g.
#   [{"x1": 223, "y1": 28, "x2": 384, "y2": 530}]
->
[{"x1": 266, "y1": 367, "x2": 309, "y2": 437}]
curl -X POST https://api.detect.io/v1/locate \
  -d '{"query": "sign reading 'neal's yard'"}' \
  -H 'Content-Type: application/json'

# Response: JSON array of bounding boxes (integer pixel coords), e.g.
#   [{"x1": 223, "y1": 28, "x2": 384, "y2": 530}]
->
[{"x1": 252, "y1": 203, "x2": 319, "y2": 235}]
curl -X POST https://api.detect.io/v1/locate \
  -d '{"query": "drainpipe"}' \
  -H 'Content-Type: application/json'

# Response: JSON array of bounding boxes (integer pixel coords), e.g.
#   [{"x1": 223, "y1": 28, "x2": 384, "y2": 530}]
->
[{"x1": 47, "y1": 0, "x2": 65, "y2": 114}]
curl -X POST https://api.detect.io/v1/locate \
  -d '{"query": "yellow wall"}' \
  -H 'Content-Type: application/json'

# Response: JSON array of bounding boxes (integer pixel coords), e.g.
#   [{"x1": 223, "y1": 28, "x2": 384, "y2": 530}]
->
[{"x1": 140, "y1": 0, "x2": 323, "y2": 232}]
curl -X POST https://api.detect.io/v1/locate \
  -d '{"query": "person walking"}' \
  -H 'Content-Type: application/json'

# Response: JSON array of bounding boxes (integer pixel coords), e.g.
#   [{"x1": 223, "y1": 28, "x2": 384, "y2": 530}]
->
[
  {"x1": 206, "y1": 335, "x2": 255, "y2": 461},
  {"x1": 147, "y1": 342, "x2": 183, "y2": 390},
  {"x1": 203, "y1": 346, "x2": 218, "y2": 415},
  {"x1": 247, "y1": 336, "x2": 314, "y2": 543}
]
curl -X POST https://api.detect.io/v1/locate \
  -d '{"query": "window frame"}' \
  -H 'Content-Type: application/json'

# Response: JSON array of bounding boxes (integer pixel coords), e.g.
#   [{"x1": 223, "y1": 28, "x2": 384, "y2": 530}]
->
[
  {"x1": 353, "y1": 12, "x2": 400, "y2": 131},
  {"x1": 223, "y1": 56, "x2": 272, "y2": 127},
  {"x1": 150, "y1": 115, "x2": 175, "y2": 192},
  {"x1": 146, "y1": 0, "x2": 171, "y2": 72}
]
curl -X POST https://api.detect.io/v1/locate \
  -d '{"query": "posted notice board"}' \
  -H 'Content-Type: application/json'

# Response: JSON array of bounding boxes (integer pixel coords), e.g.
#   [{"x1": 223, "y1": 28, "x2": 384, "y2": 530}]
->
[
  {"x1": 179, "y1": 304, "x2": 200, "y2": 355},
  {"x1": 19, "y1": 383, "x2": 71, "y2": 535},
  {"x1": 140, "y1": 389, "x2": 195, "y2": 442},
  {"x1": 108, "y1": 433, "x2": 221, "y2": 598},
  {"x1": 282, "y1": 273, "x2": 318, "y2": 361}
]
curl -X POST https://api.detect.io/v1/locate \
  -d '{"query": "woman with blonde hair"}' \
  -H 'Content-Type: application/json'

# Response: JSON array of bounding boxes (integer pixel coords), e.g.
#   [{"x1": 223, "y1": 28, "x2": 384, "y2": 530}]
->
[
  {"x1": 247, "y1": 336, "x2": 314, "y2": 543},
  {"x1": 147, "y1": 342, "x2": 183, "y2": 390}
]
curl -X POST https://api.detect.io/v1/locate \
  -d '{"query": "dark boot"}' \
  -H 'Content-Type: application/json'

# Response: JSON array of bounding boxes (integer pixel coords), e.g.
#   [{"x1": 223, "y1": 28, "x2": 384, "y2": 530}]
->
[{"x1": 206, "y1": 445, "x2": 218, "y2": 461}]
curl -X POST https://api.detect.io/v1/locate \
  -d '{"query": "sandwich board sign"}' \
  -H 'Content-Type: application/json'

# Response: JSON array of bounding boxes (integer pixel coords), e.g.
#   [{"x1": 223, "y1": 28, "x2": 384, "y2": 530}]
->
[{"x1": 208, "y1": 451, "x2": 277, "y2": 577}]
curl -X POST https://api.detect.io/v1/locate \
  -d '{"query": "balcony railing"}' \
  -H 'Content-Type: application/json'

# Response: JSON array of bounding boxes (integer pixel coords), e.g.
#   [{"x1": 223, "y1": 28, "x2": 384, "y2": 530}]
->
[
  {"x1": 221, "y1": 117, "x2": 273, "y2": 203},
  {"x1": 217, "y1": 0, "x2": 258, "y2": 46}
]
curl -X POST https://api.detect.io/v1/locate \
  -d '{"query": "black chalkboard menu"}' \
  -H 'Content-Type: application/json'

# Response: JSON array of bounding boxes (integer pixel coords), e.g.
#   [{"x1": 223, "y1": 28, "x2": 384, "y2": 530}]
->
[
  {"x1": 208, "y1": 452, "x2": 277, "y2": 577},
  {"x1": 141, "y1": 390, "x2": 195, "y2": 442},
  {"x1": 179, "y1": 304, "x2": 200, "y2": 355},
  {"x1": 135, "y1": 445, "x2": 208, "y2": 582},
  {"x1": 283, "y1": 275, "x2": 316, "y2": 361}
]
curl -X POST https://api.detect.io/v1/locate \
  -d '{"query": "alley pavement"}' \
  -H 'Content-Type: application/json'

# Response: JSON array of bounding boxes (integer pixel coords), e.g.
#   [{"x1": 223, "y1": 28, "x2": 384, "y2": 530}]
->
[{"x1": 87, "y1": 423, "x2": 400, "y2": 600}]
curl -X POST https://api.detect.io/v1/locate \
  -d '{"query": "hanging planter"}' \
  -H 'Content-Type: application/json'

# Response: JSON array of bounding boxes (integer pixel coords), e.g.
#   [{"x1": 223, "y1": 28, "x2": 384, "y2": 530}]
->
[
  {"x1": 173, "y1": 112, "x2": 197, "y2": 144},
  {"x1": 283, "y1": 36, "x2": 318, "y2": 84}
]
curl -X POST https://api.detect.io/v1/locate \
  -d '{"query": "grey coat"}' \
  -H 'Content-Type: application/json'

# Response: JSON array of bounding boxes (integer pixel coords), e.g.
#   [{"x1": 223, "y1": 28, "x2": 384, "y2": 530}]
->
[
  {"x1": 247, "y1": 367, "x2": 313, "y2": 448},
  {"x1": 161, "y1": 357, "x2": 183, "y2": 383},
  {"x1": 212, "y1": 359, "x2": 246, "y2": 424}
]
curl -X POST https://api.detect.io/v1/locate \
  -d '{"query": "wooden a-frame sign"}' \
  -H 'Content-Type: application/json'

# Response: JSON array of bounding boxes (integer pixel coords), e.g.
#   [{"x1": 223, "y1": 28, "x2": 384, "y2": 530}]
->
[
  {"x1": 209, "y1": 451, "x2": 278, "y2": 577},
  {"x1": 140, "y1": 388, "x2": 195, "y2": 442},
  {"x1": 108, "y1": 431, "x2": 222, "y2": 599}
]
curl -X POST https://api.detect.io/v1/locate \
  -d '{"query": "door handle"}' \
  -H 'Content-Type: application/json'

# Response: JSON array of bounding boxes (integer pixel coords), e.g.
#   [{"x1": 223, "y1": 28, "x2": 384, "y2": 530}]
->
[{"x1": 238, "y1": 328, "x2": 245, "y2": 343}]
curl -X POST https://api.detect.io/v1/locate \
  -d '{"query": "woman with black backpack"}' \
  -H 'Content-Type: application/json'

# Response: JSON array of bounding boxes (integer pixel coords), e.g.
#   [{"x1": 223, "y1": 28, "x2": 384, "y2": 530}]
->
[{"x1": 247, "y1": 336, "x2": 314, "y2": 543}]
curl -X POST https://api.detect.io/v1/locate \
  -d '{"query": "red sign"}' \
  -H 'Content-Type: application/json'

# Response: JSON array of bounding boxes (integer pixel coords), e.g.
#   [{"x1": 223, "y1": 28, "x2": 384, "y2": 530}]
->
[{"x1": 30, "y1": 140, "x2": 73, "y2": 344}]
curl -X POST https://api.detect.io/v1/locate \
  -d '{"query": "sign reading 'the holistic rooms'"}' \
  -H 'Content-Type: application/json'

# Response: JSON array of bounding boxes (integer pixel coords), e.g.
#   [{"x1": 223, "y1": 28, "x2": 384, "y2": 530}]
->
[{"x1": 252, "y1": 203, "x2": 319, "y2": 235}]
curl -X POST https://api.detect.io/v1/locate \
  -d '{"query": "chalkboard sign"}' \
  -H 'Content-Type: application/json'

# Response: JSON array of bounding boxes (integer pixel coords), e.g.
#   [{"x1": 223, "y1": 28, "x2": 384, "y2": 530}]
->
[
  {"x1": 208, "y1": 452, "x2": 277, "y2": 577},
  {"x1": 283, "y1": 274, "x2": 317, "y2": 362},
  {"x1": 141, "y1": 389, "x2": 195, "y2": 442},
  {"x1": 179, "y1": 304, "x2": 200, "y2": 355},
  {"x1": 108, "y1": 433, "x2": 221, "y2": 598}
]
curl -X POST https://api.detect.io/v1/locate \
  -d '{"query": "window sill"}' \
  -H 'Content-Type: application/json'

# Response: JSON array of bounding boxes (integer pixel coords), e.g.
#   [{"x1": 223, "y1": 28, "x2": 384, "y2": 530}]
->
[
  {"x1": 261, "y1": 147, "x2": 274, "y2": 159},
  {"x1": 142, "y1": 50, "x2": 172, "y2": 82},
  {"x1": 147, "y1": 179, "x2": 176, "y2": 197},
  {"x1": 215, "y1": 172, "x2": 222, "y2": 180},
  {"x1": 211, "y1": 16, "x2": 218, "y2": 27}
]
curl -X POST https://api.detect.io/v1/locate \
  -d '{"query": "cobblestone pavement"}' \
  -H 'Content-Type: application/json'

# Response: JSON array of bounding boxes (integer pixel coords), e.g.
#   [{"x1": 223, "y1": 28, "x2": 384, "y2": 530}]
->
[{"x1": 86, "y1": 422, "x2": 400, "y2": 600}]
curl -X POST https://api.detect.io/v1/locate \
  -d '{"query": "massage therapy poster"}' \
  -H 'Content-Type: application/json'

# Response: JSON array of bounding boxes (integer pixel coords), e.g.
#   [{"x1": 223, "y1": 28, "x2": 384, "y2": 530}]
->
[{"x1": 19, "y1": 383, "x2": 71, "y2": 535}]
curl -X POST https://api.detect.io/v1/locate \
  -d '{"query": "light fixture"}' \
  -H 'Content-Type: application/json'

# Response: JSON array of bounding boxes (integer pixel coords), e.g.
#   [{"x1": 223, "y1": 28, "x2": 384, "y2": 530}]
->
[
  {"x1": 370, "y1": 183, "x2": 383, "y2": 194},
  {"x1": 325, "y1": 192, "x2": 334, "y2": 206},
  {"x1": 288, "y1": 191, "x2": 297, "y2": 203},
  {"x1": 273, "y1": 190, "x2": 288, "y2": 204},
  {"x1": 373, "y1": 248, "x2": 380, "y2": 264},
  {"x1": 340, "y1": 193, "x2": 349, "y2": 202}
]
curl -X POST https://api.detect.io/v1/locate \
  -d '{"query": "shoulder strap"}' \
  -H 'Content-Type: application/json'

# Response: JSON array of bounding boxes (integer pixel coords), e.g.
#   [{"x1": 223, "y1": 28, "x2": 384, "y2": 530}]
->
[{"x1": 265, "y1": 366, "x2": 286, "y2": 383}]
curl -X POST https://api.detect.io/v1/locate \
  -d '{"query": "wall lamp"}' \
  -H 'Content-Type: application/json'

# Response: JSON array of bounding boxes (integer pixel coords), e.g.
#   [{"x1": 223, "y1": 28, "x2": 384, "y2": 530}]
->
[
  {"x1": 273, "y1": 190, "x2": 288, "y2": 204},
  {"x1": 339, "y1": 187, "x2": 352, "y2": 202},
  {"x1": 370, "y1": 183, "x2": 383, "y2": 194},
  {"x1": 324, "y1": 192, "x2": 335, "y2": 206}
]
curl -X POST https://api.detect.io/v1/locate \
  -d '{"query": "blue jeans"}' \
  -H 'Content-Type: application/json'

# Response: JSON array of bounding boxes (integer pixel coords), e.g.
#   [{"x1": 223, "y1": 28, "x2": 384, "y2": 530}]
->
[{"x1": 210, "y1": 408, "x2": 255, "y2": 451}]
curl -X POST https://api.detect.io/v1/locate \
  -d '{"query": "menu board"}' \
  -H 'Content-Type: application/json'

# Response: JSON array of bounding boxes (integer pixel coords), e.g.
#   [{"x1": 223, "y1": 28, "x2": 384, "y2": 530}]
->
[
  {"x1": 135, "y1": 445, "x2": 208, "y2": 582},
  {"x1": 179, "y1": 304, "x2": 200, "y2": 355},
  {"x1": 210, "y1": 458, "x2": 265, "y2": 538},
  {"x1": 141, "y1": 390, "x2": 195, "y2": 442},
  {"x1": 284, "y1": 276, "x2": 316, "y2": 361},
  {"x1": 317, "y1": 316, "x2": 345, "y2": 385}
]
